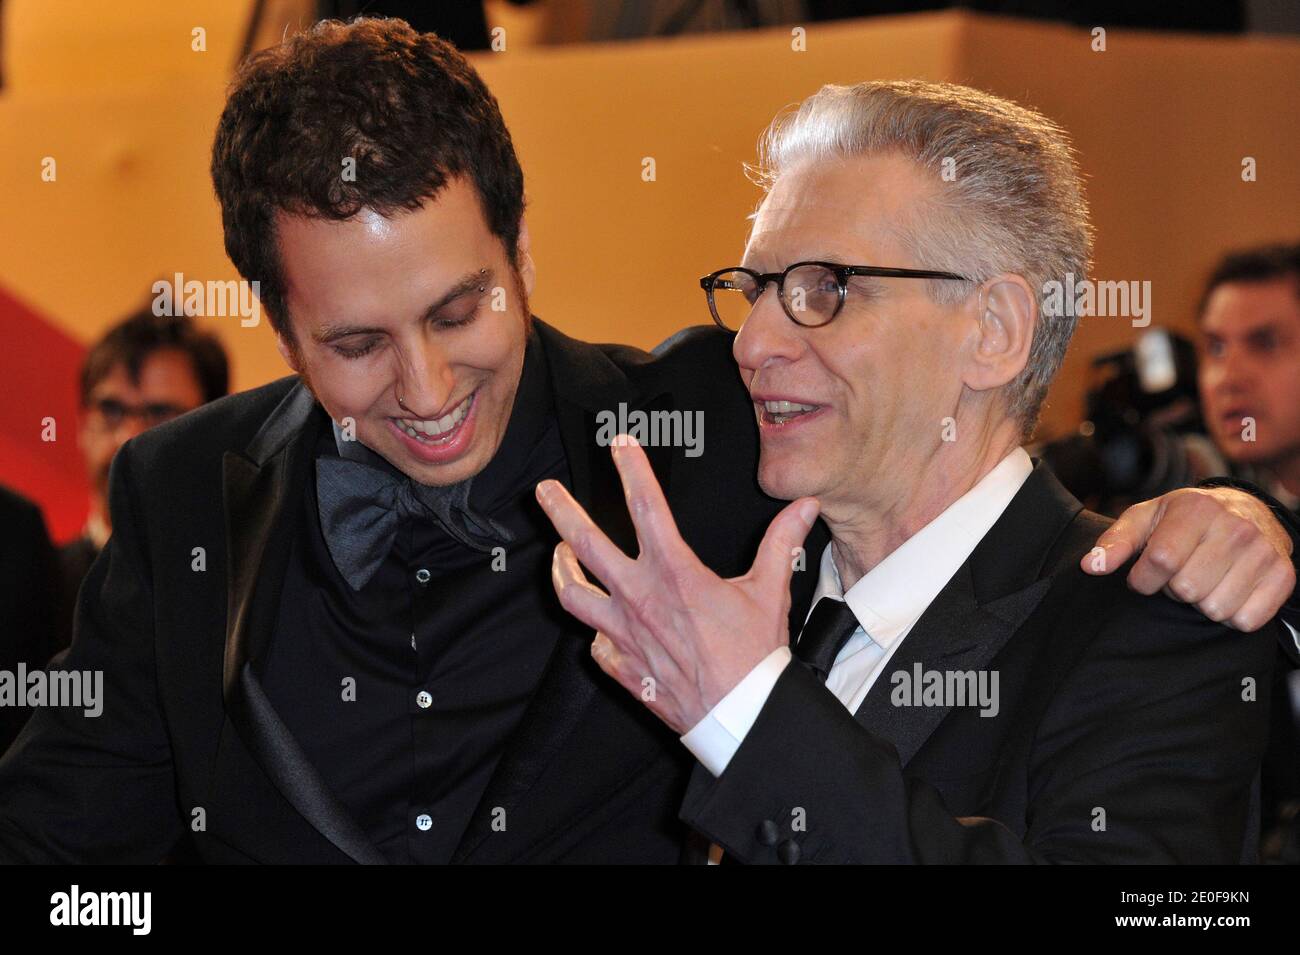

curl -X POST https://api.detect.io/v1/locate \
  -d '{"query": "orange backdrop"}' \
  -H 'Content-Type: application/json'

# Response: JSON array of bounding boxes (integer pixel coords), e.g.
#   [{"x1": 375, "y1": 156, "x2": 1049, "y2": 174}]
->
[{"x1": 2, "y1": 4, "x2": 1297, "y2": 539}]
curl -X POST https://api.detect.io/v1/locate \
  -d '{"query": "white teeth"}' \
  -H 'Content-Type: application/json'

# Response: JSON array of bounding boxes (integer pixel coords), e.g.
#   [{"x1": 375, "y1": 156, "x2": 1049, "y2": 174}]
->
[
  {"x1": 763, "y1": 400, "x2": 818, "y2": 414},
  {"x1": 398, "y1": 392, "x2": 474, "y2": 441}
]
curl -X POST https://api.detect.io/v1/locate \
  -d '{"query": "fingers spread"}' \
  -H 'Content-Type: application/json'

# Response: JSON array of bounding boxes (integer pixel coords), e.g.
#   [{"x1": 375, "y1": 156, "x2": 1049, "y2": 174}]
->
[
  {"x1": 551, "y1": 541, "x2": 621, "y2": 635},
  {"x1": 610, "y1": 434, "x2": 684, "y2": 560},
  {"x1": 590, "y1": 632, "x2": 633, "y2": 687},
  {"x1": 536, "y1": 479, "x2": 635, "y2": 587}
]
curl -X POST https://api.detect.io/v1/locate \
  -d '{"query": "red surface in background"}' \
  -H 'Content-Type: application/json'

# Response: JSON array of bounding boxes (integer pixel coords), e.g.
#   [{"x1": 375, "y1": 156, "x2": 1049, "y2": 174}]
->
[{"x1": 0, "y1": 285, "x2": 89, "y2": 543}]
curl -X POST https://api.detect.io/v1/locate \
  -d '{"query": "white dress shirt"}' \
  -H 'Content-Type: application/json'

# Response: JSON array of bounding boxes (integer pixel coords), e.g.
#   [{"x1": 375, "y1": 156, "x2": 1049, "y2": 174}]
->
[{"x1": 682, "y1": 447, "x2": 1036, "y2": 777}]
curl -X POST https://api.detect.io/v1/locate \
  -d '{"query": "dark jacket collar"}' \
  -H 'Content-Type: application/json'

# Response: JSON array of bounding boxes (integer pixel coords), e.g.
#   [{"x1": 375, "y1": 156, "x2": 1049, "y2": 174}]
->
[
  {"x1": 452, "y1": 319, "x2": 676, "y2": 861},
  {"x1": 846, "y1": 461, "x2": 1084, "y2": 766}
]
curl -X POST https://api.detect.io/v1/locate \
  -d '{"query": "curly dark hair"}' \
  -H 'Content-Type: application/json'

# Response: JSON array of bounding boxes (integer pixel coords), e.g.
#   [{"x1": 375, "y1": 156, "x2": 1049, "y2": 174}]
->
[{"x1": 210, "y1": 17, "x2": 526, "y2": 338}]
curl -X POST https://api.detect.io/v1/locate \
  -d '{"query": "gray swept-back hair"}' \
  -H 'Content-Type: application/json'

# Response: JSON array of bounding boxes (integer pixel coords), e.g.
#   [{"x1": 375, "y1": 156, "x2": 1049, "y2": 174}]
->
[{"x1": 752, "y1": 80, "x2": 1093, "y2": 439}]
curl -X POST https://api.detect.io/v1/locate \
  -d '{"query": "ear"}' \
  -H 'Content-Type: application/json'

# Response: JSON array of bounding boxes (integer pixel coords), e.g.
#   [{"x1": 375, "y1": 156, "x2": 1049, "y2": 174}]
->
[
  {"x1": 515, "y1": 218, "x2": 536, "y2": 299},
  {"x1": 275, "y1": 330, "x2": 302, "y2": 373},
  {"x1": 962, "y1": 273, "x2": 1036, "y2": 394}
]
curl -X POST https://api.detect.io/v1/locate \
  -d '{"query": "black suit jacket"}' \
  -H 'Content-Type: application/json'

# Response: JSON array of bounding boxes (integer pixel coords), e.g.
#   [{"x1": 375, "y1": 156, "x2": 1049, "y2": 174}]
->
[
  {"x1": 54, "y1": 536, "x2": 98, "y2": 658},
  {"x1": 0, "y1": 486, "x2": 60, "y2": 755},
  {"x1": 680, "y1": 463, "x2": 1278, "y2": 864},
  {"x1": 0, "y1": 320, "x2": 815, "y2": 863}
]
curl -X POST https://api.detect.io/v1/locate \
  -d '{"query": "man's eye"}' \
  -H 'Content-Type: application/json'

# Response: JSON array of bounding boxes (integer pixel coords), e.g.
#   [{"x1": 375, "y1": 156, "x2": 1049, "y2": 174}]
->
[
  {"x1": 333, "y1": 339, "x2": 380, "y2": 359},
  {"x1": 145, "y1": 404, "x2": 183, "y2": 423},
  {"x1": 433, "y1": 297, "x2": 482, "y2": 329}
]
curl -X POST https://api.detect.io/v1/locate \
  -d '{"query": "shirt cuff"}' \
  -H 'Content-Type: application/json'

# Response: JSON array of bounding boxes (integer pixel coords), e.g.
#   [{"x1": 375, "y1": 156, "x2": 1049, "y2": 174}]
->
[{"x1": 680, "y1": 646, "x2": 792, "y2": 777}]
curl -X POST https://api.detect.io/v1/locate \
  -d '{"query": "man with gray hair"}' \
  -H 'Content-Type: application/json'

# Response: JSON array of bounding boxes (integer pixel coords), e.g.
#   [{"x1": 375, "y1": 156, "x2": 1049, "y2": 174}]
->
[{"x1": 537, "y1": 80, "x2": 1283, "y2": 863}]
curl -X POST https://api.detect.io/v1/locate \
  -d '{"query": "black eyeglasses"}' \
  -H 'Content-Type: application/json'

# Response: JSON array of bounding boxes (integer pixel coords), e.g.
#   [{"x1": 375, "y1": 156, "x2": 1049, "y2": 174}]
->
[{"x1": 699, "y1": 260, "x2": 970, "y2": 331}]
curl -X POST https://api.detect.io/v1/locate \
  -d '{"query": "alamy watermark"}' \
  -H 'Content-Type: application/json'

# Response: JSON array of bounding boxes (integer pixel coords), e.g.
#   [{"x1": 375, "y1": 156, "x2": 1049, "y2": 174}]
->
[
  {"x1": 152, "y1": 272, "x2": 261, "y2": 327},
  {"x1": 1042, "y1": 272, "x2": 1151, "y2": 328},
  {"x1": 890, "y1": 663, "x2": 999, "y2": 717},
  {"x1": 0, "y1": 665, "x2": 102, "y2": 717},
  {"x1": 50, "y1": 885, "x2": 150, "y2": 935},
  {"x1": 595, "y1": 403, "x2": 704, "y2": 458}
]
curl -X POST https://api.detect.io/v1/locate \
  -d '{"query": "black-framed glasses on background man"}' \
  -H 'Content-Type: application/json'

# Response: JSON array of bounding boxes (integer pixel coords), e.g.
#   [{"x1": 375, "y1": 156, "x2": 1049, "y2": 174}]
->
[{"x1": 699, "y1": 260, "x2": 970, "y2": 331}]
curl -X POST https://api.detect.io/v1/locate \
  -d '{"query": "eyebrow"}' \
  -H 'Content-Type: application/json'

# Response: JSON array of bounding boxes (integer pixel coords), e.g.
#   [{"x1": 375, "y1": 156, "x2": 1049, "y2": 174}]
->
[
  {"x1": 741, "y1": 252, "x2": 865, "y2": 271},
  {"x1": 312, "y1": 267, "x2": 494, "y2": 343},
  {"x1": 1205, "y1": 321, "x2": 1284, "y2": 340},
  {"x1": 1245, "y1": 323, "x2": 1284, "y2": 340}
]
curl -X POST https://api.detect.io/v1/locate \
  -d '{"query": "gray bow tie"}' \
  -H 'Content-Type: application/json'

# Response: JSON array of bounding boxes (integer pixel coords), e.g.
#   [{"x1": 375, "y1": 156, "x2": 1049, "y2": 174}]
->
[{"x1": 315, "y1": 453, "x2": 515, "y2": 591}]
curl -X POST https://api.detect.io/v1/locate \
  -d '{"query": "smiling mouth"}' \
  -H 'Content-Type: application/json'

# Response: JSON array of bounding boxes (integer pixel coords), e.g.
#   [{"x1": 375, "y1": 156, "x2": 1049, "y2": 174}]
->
[
  {"x1": 393, "y1": 391, "x2": 476, "y2": 444},
  {"x1": 758, "y1": 399, "x2": 821, "y2": 425}
]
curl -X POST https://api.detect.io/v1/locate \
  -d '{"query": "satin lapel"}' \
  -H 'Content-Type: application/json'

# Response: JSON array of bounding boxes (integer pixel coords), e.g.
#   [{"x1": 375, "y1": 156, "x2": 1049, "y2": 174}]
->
[
  {"x1": 851, "y1": 463, "x2": 1080, "y2": 767},
  {"x1": 454, "y1": 321, "x2": 673, "y2": 862},
  {"x1": 221, "y1": 382, "x2": 386, "y2": 865},
  {"x1": 852, "y1": 566, "x2": 1050, "y2": 767}
]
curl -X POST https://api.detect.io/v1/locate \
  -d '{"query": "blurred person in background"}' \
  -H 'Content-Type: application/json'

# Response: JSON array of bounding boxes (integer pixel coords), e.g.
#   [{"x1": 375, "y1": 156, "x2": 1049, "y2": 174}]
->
[
  {"x1": 1196, "y1": 241, "x2": 1300, "y2": 863},
  {"x1": 1198, "y1": 242, "x2": 1300, "y2": 513},
  {"x1": 1037, "y1": 330, "x2": 1229, "y2": 517},
  {"x1": 1041, "y1": 243, "x2": 1300, "y2": 861},
  {"x1": 61, "y1": 308, "x2": 229, "y2": 652},
  {"x1": 1050, "y1": 241, "x2": 1300, "y2": 861}
]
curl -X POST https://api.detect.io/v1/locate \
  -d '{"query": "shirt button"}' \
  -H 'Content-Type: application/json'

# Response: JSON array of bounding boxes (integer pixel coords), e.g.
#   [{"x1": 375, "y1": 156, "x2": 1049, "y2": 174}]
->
[
  {"x1": 415, "y1": 568, "x2": 431, "y2": 584},
  {"x1": 415, "y1": 814, "x2": 432, "y2": 831},
  {"x1": 416, "y1": 690, "x2": 432, "y2": 709}
]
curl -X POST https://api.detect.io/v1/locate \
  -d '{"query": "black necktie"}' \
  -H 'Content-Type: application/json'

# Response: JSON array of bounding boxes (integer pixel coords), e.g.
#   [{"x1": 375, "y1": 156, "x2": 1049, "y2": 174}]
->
[{"x1": 793, "y1": 597, "x2": 861, "y2": 682}]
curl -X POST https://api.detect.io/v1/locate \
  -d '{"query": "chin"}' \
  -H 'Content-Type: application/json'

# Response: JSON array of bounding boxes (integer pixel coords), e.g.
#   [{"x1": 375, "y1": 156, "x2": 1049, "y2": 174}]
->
[
  {"x1": 385, "y1": 441, "x2": 490, "y2": 487},
  {"x1": 757, "y1": 458, "x2": 819, "y2": 503},
  {"x1": 411, "y1": 454, "x2": 489, "y2": 487},
  {"x1": 1224, "y1": 442, "x2": 1280, "y2": 467}
]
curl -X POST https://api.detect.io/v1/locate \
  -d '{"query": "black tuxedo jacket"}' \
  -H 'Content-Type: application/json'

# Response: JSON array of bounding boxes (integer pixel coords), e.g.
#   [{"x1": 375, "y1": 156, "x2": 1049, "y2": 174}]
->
[
  {"x1": 0, "y1": 320, "x2": 813, "y2": 863},
  {"x1": 680, "y1": 464, "x2": 1279, "y2": 864},
  {"x1": 0, "y1": 486, "x2": 60, "y2": 754}
]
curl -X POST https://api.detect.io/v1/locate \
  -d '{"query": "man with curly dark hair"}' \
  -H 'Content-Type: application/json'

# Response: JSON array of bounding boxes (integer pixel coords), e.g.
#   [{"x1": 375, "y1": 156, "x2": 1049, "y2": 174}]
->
[{"x1": 0, "y1": 17, "x2": 1294, "y2": 864}]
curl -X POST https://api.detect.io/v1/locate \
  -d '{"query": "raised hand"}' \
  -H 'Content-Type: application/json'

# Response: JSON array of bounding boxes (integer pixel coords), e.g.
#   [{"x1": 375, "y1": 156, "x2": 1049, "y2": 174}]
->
[{"x1": 535, "y1": 434, "x2": 820, "y2": 734}]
